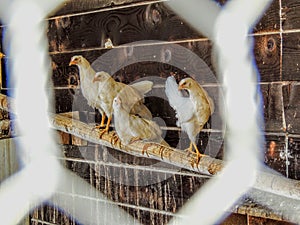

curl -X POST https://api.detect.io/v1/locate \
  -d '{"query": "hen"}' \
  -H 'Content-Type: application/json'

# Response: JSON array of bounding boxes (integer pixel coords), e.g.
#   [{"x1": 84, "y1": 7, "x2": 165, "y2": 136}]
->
[
  {"x1": 92, "y1": 71, "x2": 153, "y2": 135},
  {"x1": 112, "y1": 96, "x2": 169, "y2": 147},
  {"x1": 69, "y1": 55, "x2": 107, "y2": 127},
  {"x1": 165, "y1": 76, "x2": 214, "y2": 163}
]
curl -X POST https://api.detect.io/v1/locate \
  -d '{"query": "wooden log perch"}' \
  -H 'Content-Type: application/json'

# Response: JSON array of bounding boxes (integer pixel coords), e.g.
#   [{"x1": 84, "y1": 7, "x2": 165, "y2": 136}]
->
[
  {"x1": 51, "y1": 112, "x2": 224, "y2": 175},
  {"x1": 2, "y1": 93, "x2": 300, "y2": 222}
]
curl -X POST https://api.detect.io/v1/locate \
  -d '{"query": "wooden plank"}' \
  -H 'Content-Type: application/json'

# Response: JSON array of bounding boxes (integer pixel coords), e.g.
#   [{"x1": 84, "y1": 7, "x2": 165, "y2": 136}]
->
[
  {"x1": 253, "y1": 0, "x2": 280, "y2": 33},
  {"x1": 50, "y1": 35, "x2": 280, "y2": 89},
  {"x1": 264, "y1": 134, "x2": 288, "y2": 177},
  {"x1": 287, "y1": 136, "x2": 300, "y2": 180},
  {"x1": 254, "y1": 34, "x2": 281, "y2": 82},
  {"x1": 247, "y1": 216, "x2": 295, "y2": 225},
  {"x1": 282, "y1": 0, "x2": 300, "y2": 31},
  {"x1": 283, "y1": 83, "x2": 300, "y2": 134},
  {"x1": 0, "y1": 138, "x2": 18, "y2": 181},
  {"x1": 282, "y1": 32, "x2": 300, "y2": 81},
  {"x1": 0, "y1": 138, "x2": 30, "y2": 225},
  {"x1": 51, "y1": 0, "x2": 158, "y2": 17},
  {"x1": 49, "y1": 40, "x2": 217, "y2": 86},
  {"x1": 49, "y1": 0, "x2": 280, "y2": 50},
  {"x1": 220, "y1": 214, "x2": 248, "y2": 225},
  {"x1": 261, "y1": 83, "x2": 285, "y2": 133},
  {"x1": 53, "y1": 88, "x2": 88, "y2": 114},
  {"x1": 51, "y1": 113, "x2": 224, "y2": 175},
  {"x1": 56, "y1": 112, "x2": 88, "y2": 146},
  {"x1": 47, "y1": 2, "x2": 202, "y2": 53}
]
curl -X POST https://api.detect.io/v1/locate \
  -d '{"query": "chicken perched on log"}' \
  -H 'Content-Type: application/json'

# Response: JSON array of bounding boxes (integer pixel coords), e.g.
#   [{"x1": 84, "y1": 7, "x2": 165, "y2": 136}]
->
[
  {"x1": 92, "y1": 71, "x2": 153, "y2": 135},
  {"x1": 112, "y1": 96, "x2": 169, "y2": 147},
  {"x1": 69, "y1": 55, "x2": 106, "y2": 128},
  {"x1": 165, "y1": 76, "x2": 214, "y2": 164},
  {"x1": 69, "y1": 55, "x2": 153, "y2": 137}
]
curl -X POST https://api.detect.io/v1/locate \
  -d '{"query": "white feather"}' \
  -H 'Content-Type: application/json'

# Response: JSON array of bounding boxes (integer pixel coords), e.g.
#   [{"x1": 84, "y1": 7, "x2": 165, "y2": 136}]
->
[
  {"x1": 130, "y1": 80, "x2": 153, "y2": 96},
  {"x1": 165, "y1": 76, "x2": 194, "y2": 126}
]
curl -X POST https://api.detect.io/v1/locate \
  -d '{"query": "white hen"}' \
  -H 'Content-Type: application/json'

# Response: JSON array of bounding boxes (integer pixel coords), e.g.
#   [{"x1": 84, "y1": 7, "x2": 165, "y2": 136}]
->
[
  {"x1": 113, "y1": 96, "x2": 169, "y2": 147},
  {"x1": 92, "y1": 71, "x2": 153, "y2": 134},
  {"x1": 165, "y1": 76, "x2": 214, "y2": 163}
]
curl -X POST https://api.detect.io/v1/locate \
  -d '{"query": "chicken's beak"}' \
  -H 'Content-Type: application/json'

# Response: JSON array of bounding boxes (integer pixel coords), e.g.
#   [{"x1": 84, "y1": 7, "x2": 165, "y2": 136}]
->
[
  {"x1": 0, "y1": 53, "x2": 5, "y2": 58},
  {"x1": 116, "y1": 97, "x2": 121, "y2": 105},
  {"x1": 92, "y1": 77, "x2": 98, "y2": 83},
  {"x1": 178, "y1": 84, "x2": 183, "y2": 91},
  {"x1": 69, "y1": 60, "x2": 76, "y2": 66}
]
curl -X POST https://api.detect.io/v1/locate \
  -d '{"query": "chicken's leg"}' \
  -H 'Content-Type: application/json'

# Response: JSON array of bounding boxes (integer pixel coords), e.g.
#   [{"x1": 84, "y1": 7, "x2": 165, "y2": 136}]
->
[
  {"x1": 109, "y1": 131, "x2": 120, "y2": 146},
  {"x1": 95, "y1": 113, "x2": 106, "y2": 129},
  {"x1": 192, "y1": 142, "x2": 203, "y2": 164},
  {"x1": 186, "y1": 142, "x2": 203, "y2": 165},
  {"x1": 187, "y1": 142, "x2": 193, "y2": 154},
  {"x1": 99, "y1": 116, "x2": 111, "y2": 138},
  {"x1": 100, "y1": 114, "x2": 106, "y2": 127}
]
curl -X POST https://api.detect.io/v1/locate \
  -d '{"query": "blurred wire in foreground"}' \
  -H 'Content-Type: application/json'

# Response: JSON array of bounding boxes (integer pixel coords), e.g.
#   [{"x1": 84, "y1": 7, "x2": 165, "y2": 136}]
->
[
  {"x1": 0, "y1": 1, "x2": 141, "y2": 224},
  {"x1": 0, "y1": 1, "x2": 64, "y2": 224},
  {"x1": 166, "y1": 0, "x2": 272, "y2": 224}
]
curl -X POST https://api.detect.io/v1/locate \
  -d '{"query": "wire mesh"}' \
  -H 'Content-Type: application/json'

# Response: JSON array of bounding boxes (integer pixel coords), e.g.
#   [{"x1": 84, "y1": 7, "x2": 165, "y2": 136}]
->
[
  {"x1": 0, "y1": 1, "x2": 141, "y2": 225},
  {"x1": 0, "y1": 0, "x2": 297, "y2": 225}
]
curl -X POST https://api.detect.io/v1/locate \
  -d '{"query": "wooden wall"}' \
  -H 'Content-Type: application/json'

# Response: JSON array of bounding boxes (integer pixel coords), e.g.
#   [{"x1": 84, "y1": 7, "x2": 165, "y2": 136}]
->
[{"x1": 1, "y1": 0, "x2": 300, "y2": 224}]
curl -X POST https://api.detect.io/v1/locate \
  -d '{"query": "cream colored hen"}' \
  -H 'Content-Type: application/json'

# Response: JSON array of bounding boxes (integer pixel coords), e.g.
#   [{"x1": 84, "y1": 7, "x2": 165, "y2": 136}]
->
[
  {"x1": 165, "y1": 76, "x2": 214, "y2": 163},
  {"x1": 92, "y1": 71, "x2": 153, "y2": 134},
  {"x1": 69, "y1": 55, "x2": 106, "y2": 127},
  {"x1": 112, "y1": 96, "x2": 169, "y2": 147}
]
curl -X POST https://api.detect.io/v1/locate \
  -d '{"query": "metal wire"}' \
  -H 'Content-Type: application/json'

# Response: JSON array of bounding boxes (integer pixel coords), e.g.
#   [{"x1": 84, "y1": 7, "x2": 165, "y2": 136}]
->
[
  {"x1": 0, "y1": 1, "x2": 140, "y2": 225},
  {"x1": 166, "y1": 0, "x2": 272, "y2": 224},
  {"x1": 0, "y1": 1, "x2": 64, "y2": 224},
  {"x1": 0, "y1": 0, "x2": 291, "y2": 225}
]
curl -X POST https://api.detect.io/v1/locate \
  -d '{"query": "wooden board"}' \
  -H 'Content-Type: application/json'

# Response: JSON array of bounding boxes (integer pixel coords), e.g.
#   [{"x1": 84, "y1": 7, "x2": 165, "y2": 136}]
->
[
  {"x1": 282, "y1": 0, "x2": 300, "y2": 30},
  {"x1": 283, "y1": 83, "x2": 300, "y2": 133},
  {"x1": 261, "y1": 83, "x2": 285, "y2": 133},
  {"x1": 282, "y1": 32, "x2": 300, "y2": 81},
  {"x1": 47, "y1": 3, "x2": 202, "y2": 53},
  {"x1": 52, "y1": 0, "x2": 158, "y2": 17},
  {"x1": 254, "y1": 34, "x2": 281, "y2": 82},
  {"x1": 264, "y1": 134, "x2": 288, "y2": 177},
  {"x1": 46, "y1": 1, "x2": 280, "y2": 53}
]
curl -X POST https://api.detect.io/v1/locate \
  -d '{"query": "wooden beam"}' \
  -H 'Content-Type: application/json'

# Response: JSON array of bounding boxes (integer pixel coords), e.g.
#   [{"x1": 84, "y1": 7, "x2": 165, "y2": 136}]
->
[{"x1": 51, "y1": 112, "x2": 224, "y2": 175}]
